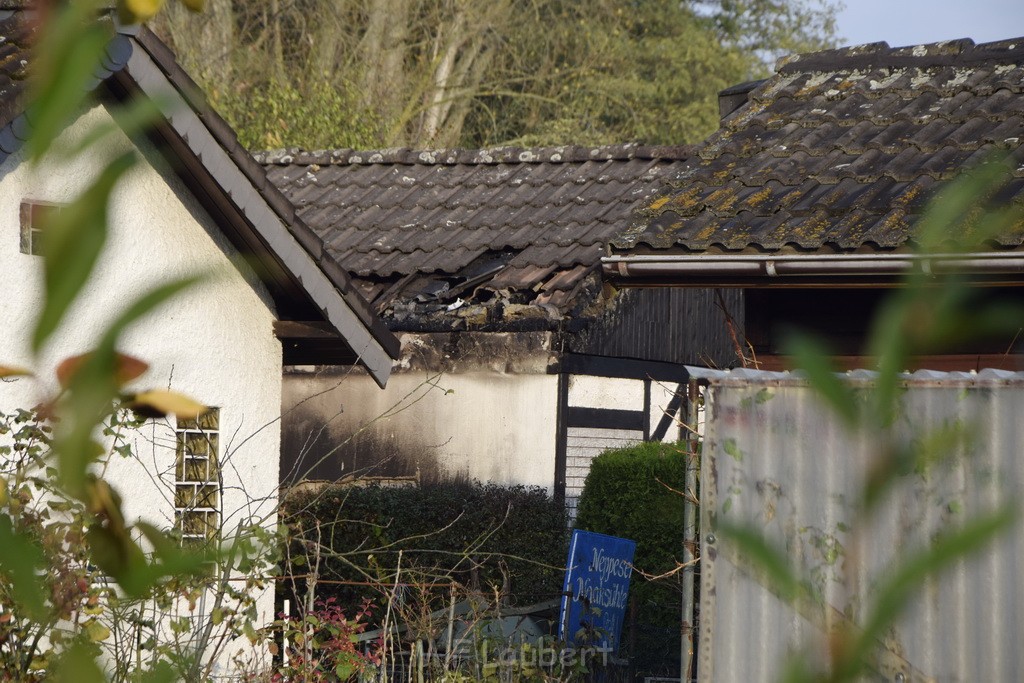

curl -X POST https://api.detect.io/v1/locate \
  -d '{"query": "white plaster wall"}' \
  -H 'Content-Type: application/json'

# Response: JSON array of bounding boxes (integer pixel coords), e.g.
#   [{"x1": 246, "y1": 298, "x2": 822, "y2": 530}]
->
[
  {"x1": 649, "y1": 379, "x2": 686, "y2": 443},
  {"x1": 0, "y1": 105, "x2": 282, "y2": 652},
  {"x1": 567, "y1": 375, "x2": 644, "y2": 409},
  {"x1": 284, "y1": 369, "x2": 559, "y2": 491}
]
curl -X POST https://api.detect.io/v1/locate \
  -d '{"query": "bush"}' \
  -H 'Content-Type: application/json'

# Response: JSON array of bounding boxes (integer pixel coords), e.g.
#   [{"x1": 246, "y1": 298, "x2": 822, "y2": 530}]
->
[
  {"x1": 574, "y1": 441, "x2": 687, "y2": 574},
  {"x1": 282, "y1": 481, "x2": 568, "y2": 620},
  {"x1": 574, "y1": 441, "x2": 689, "y2": 676}
]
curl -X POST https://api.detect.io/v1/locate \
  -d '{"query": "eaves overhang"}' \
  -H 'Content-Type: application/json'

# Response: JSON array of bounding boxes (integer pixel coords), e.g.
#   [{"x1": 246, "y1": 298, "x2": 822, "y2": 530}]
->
[
  {"x1": 602, "y1": 252, "x2": 1024, "y2": 288},
  {"x1": 112, "y1": 29, "x2": 399, "y2": 386},
  {"x1": 0, "y1": 12, "x2": 399, "y2": 386}
]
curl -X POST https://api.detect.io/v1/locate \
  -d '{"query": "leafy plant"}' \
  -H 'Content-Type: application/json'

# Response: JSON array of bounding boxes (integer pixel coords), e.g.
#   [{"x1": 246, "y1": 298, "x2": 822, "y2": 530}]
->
[
  {"x1": 283, "y1": 480, "x2": 568, "y2": 620},
  {"x1": 0, "y1": 1, "x2": 295, "y2": 680},
  {"x1": 270, "y1": 597, "x2": 378, "y2": 682},
  {"x1": 574, "y1": 441, "x2": 688, "y2": 677}
]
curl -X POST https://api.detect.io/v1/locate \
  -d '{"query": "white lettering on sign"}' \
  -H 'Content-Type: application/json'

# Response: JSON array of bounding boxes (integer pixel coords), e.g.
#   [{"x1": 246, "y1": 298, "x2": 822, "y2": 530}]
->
[{"x1": 571, "y1": 546, "x2": 632, "y2": 611}]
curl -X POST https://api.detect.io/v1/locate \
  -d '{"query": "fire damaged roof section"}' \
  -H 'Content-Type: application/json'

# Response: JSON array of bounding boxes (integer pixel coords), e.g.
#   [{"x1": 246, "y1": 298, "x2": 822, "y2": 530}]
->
[
  {"x1": 257, "y1": 144, "x2": 692, "y2": 330},
  {"x1": 613, "y1": 37, "x2": 1024, "y2": 255}
]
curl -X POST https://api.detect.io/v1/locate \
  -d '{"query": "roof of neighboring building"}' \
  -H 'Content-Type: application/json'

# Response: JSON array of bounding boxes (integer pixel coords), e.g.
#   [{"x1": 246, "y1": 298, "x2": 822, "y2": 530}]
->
[
  {"x1": 612, "y1": 37, "x2": 1024, "y2": 256},
  {"x1": 0, "y1": 8, "x2": 399, "y2": 383},
  {"x1": 257, "y1": 145, "x2": 692, "y2": 329}
]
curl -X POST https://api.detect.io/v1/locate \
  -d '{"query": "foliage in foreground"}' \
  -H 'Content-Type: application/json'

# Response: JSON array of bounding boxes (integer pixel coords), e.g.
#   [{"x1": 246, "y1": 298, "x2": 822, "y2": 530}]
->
[
  {"x1": 0, "y1": 1, "x2": 282, "y2": 680},
  {"x1": 718, "y1": 158, "x2": 1024, "y2": 682}
]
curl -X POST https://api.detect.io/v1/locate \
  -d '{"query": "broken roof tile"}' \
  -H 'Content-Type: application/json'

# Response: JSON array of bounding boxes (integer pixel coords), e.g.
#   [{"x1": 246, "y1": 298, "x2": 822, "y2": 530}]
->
[{"x1": 258, "y1": 143, "x2": 693, "y2": 322}]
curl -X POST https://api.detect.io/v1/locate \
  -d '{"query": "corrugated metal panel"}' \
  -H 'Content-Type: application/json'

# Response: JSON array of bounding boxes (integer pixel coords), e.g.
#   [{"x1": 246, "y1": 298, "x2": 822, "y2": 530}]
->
[{"x1": 697, "y1": 368, "x2": 1024, "y2": 682}]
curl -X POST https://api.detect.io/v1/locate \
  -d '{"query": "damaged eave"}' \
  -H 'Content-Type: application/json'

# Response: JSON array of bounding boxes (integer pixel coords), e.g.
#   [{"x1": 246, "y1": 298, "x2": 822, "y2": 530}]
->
[
  {"x1": 109, "y1": 30, "x2": 399, "y2": 387},
  {"x1": 601, "y1": 252, "x2": 1024, "y2": 288}
]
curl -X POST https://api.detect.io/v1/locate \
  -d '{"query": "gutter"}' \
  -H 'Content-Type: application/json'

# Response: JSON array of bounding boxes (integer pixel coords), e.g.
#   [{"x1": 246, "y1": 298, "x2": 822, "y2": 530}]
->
[{"x1": 602, "y1": 252, "x2": 1024, "y2": 286}]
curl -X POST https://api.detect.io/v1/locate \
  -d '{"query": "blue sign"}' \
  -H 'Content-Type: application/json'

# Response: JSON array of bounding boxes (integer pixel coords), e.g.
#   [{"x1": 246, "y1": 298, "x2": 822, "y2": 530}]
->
[{"x1": 559, "y1": 529, "x2": 636, "y2": 652}]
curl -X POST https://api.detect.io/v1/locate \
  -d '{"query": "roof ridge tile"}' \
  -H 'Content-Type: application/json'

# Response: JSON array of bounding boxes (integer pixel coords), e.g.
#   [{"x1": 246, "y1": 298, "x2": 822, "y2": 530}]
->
[
  {"x1": 777, "y1": 36, "x2": 1024, "y2": 75},
  {"x1": 255, "y1": 143, "x2": 695, "y2": 167}
]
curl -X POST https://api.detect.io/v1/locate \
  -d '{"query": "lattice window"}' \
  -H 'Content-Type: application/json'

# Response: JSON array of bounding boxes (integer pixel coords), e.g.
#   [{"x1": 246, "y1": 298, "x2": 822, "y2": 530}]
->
[
  {"x1": 19, "y1": 201, "x2": 61, "y2": 256},
  {"x1": 174, "y1": 408, "x2": 221, "y2": 544}
]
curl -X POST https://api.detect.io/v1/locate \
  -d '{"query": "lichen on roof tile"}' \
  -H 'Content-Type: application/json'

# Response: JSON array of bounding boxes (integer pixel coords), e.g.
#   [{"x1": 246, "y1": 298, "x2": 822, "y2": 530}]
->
[
  {"x1": 259, "y1": 142, "x2": 692, "y2": 320},
  {"x1": 614, "y1": 32, "x2": 1024, "y2": 255}
]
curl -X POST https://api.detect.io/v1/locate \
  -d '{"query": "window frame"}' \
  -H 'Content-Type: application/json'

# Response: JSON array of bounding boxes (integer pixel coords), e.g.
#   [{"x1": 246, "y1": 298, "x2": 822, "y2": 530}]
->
[{"x1": 173, "y1": 408, "x2": 222, "y2": 545}]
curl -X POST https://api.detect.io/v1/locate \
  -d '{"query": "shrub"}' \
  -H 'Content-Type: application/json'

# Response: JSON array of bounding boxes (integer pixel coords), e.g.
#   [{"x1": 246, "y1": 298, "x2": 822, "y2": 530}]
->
[
  {"x1": 574, "y1": 441, "x2": 689, "y2": 675},
  {"x1": 574, "y1": 441, "x2": 687, "y2": 574},
  {"x1": 281, "y1": 481, "x2": 568, "y2": 620}
]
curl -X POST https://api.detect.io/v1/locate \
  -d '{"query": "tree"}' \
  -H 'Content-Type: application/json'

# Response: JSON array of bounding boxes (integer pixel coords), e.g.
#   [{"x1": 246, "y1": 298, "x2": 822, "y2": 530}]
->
[{"x1": 150, "y1": 0, "x2": 839, "y2": 150}]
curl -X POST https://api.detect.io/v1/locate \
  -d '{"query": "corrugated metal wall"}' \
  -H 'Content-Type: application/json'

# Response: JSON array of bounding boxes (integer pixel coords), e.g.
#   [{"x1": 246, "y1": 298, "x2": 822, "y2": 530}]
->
[{"x1": 696, "y1": 368, "x2": 1024, "y2": 682}]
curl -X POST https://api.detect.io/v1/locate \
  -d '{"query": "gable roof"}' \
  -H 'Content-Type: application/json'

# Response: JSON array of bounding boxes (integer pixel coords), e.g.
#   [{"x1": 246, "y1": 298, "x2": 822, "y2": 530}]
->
[
  {"x1": 257, "y1": 145, "x2": 691, "y2": 330},
  {"x1": 0, "y1": 9, "x2": 398, "y2": 385},
  {"x1": 606, "y1": 37, "x2": 1024, "y2": 286}
]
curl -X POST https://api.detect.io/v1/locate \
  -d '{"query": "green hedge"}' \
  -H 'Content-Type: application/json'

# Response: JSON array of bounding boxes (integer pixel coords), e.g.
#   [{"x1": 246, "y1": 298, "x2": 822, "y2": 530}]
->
[
  {"x1": 282, "y1": 481, "x2": 568, "y2": 615},
  {"x1": 574, "y1": 441, "x2": 689, "y2": 675},
  {"x1": 574, "y1": 441, "x2": 687, "y2": 573}
]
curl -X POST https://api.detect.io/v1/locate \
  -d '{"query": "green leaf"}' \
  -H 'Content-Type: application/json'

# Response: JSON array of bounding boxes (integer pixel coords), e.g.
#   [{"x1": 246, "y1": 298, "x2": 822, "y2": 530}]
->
[
  {"x1": 722, "y1": 438, "x2": 743, "y2": 462},
  {"x1": 914, "y1": 154, "x2": 1013, "y2": 253},
  {"x1": 95, "y1": 276, "x2": 206, "y2": 352},
  {"x1": 145, "y1": 660, "x2": 179, "y2": 683},
  {"x1": 84, "y1": 619, "x2": 111, "y2": 642},
  {"x1": 783, "y1": 331, "x2": 859, "y2": 428},
  {"x1": 834, "y1": 506, "x2": 1016, "y2": 680},
  {"x1": 68, "y1": 95, "x2": 174, "y2": 157},
  {"x1": 54, "y1": 276, "x2": 203, "y2": 496},
  {"x1": 51, "y1": 641, "x2": 106, "y2": 683},
  {"x1": 27, "y1": 1, "x2": 112, "y2": 162},
  {"x1": 717, "y1": 521, "x2": 810, "y2": 604},
  {"x1": 33, "y1": 152, "x2": 135, "y2": 353},
  {"x1": 0, "y1": 514, "x2": 48, "y2": 620}
]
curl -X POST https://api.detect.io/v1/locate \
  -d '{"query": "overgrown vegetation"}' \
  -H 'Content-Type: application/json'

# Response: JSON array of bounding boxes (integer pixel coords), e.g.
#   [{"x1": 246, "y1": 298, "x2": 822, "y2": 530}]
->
[
  {"x1": 151, "y1": 0, "x2": 840, "y2": 150},
  {"x1": 574, "y1": 441, "x2": 688, "y2": 678},
  {"x1": 0, "y1": 1, "x2": 283, "y2": 680},
  {"x1": 283, "y1": 481, "x2": 568, "y2": 614}
]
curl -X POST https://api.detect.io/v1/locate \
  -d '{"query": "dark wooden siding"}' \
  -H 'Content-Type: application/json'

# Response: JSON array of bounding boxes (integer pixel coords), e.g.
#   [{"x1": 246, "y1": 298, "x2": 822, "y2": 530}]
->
[{"x1": 570, "y1": 287, "x2": 742, "y2": 368}]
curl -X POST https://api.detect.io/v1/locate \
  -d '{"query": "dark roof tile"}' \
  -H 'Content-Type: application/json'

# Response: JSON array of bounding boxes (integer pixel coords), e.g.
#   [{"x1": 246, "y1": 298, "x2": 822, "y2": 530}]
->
[
  {"x1": 259, "y1": 144, "x2": 691, "y2": 322},
  {"x1": 617, "y1": 35, "x2": 1024, "y2": 255}
]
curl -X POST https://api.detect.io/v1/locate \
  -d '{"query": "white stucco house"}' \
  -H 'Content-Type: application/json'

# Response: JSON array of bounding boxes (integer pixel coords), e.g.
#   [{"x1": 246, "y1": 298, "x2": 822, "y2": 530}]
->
[{"x1": 0, "y1": 10, "x2": 398, "y2": 674}]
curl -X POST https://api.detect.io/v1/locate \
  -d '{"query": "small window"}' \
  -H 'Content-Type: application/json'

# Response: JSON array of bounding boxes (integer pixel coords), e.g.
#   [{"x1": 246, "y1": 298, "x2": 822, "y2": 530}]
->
[
  {"x1": 19, "y1": 201, "x2": 61, "y2": 256},
  {"x1": 174, "y1": 408, "x2": 221, "y2": 545}
]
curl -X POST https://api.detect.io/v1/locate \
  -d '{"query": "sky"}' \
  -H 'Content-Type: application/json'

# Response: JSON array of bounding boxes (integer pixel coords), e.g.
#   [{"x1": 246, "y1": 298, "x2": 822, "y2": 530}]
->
[{"x1": 835, "y1": 0, "x2": 1024, "y2": 48}]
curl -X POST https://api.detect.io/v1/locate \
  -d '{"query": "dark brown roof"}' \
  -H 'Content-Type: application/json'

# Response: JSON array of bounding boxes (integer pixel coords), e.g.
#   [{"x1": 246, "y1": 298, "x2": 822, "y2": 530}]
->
[
  {"x1": 613, "y1": 37, "x2": 1024, "y2": 255},
  {"x1": 258, "y1": 144, "x2": 692, "y2": 329},
  {"x1": 0, "y1": 9, "x2": 399, "y2": 382},
  {"x1": 0, "y1": 9, "x2": 34, "y2": 132}
]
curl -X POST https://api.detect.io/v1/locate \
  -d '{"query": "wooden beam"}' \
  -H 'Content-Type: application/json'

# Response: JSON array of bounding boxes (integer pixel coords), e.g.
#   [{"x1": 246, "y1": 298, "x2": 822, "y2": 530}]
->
[{"x1": 273, "y1": 320, "x2": 341, "y2": 340}]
